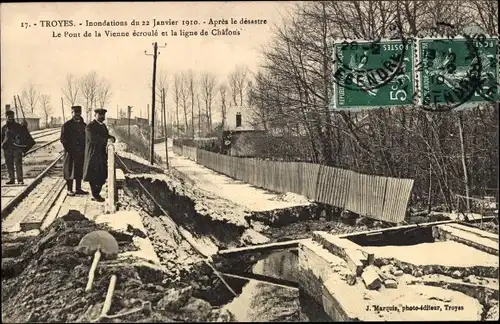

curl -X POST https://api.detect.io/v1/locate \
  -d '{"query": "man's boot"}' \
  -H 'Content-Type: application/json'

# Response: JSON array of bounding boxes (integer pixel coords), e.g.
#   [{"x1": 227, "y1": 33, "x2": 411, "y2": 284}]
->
[
  {"x1": 6, "y1": 179, "x2": 15, "y2": 185},
  {"x1": 90, "y1": 183, "x2": 104, "y2": 202},
  {"x1": 66, "y1": 180, "x2": 75, "y2": 196},
  {"x1": 74, "y1": 179, "x2": 88, "y2": 195}
]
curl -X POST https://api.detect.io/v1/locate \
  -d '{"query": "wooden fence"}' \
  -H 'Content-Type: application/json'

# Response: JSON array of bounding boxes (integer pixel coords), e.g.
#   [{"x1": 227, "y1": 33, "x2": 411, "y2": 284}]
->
[{"x1": 174, "y1": 145, "x2": 413, "y2": 223}]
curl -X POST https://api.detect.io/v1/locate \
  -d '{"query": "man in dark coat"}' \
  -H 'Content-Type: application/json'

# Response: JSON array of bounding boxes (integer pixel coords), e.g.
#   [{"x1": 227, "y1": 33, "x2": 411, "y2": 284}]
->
[
  {"x1": 60, "y1": 105, "x2": 88, "y2": 196},
  {"x1": 82, "y1": 108, "x2": 116, "y2": 202},
  {"x1": 1, "y1": 110, "x2": 25, "y2": 184}
]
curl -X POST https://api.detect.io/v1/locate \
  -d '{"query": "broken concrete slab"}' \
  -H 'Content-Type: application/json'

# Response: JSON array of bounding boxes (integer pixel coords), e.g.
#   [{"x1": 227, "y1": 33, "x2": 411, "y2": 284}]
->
[
  {"x1": 296, "y1": 239, "x2": 351, "y2": 301},
  {"x1": 448, "y1": 223, "x2": 499, "y2": 242},
  {"x1": 434, "y1": 224, "x2": 499, "y2": 256},
  {"x1": 406, "y1": 273, "x2": 499, "y2": 307},
  {"x1": 312, "y1": 231, "x2": 374, "y2": 273},
  {"x1": 322, "y1": 273, "x2": 483, "y2": 321},
  {"x1": 364, "y1": 241, "x2": 498, "y2": 278}
]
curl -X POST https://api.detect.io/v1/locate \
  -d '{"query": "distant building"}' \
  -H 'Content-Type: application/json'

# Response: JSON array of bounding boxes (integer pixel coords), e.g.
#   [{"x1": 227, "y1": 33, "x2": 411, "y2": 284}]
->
[
  {"x1": 49, "y1": 116, "x2": 63, "y2": 127},
  {"x1": 22, "y1": 111, "x2": 41, "y2": 131},
  {"x1": 135, "y1": 117, "x2": 148, "y2": 127},
  {"x1": 2, "y1": 104, "x2": 40, "y2": 131},
  {"x1": 222, "y1": 105, "x2": 267, "y2": 157},
  {"x1": 224, "y1": 105, "x2": 256, "y2": 131}
]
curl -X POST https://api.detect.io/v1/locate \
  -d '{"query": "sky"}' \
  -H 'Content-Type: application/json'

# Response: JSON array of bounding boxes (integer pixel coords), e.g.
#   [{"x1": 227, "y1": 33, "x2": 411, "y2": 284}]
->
[{"x1": 1, "y1": 1, "x2": 293, "y2": 121}]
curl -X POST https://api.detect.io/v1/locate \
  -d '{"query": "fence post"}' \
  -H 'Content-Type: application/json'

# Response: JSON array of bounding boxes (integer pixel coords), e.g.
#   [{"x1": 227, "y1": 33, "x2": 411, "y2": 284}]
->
[{"x1": 106, "y1": 140, "x2": 117, "y2": 213}]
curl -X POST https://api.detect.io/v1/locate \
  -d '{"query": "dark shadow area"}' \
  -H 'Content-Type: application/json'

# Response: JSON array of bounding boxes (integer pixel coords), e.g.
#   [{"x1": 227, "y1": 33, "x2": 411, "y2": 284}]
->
[{"x1": 346, "y1": 226, "x2": 435, "y2": 246}]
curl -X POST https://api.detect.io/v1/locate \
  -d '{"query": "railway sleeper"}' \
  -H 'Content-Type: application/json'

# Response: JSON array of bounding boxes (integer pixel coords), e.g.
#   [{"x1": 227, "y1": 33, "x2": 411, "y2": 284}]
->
[{"x1": 20, "y1": 178, "x2": 66, "y2": 231}]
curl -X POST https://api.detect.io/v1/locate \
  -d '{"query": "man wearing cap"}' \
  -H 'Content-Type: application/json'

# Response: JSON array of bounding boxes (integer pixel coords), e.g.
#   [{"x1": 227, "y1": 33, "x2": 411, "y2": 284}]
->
[
  {"x1": 82, "y1": 108, "x2": 116, "y2": 202},
  {"x1": 1, "y1": 110, "x2": 25, "y2": 184},
  {"x1": 60, "y1": 105, "x2": 88, "y2": 196}
]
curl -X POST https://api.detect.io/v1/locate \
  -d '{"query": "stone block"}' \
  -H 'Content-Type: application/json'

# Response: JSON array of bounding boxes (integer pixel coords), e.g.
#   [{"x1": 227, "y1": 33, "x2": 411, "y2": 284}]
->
[
  {"x1": 345, "y1": 248, "x2": 364, "y2": 276},
  {"x1": 362, "y1": 266, "x2": 382, "y2": 290},
  {"x1": 384, "y1": 279, "x2": 398, "y2": 289}
]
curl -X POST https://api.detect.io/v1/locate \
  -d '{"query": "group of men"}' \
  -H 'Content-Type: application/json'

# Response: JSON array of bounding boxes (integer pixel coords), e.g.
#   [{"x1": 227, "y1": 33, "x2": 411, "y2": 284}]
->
[
  {"x1": 1, "y1": 106, "x2": 116, "y2": 203},
  {"x1": 60, "y1": 106, "x2": 116, "y2": 202}
]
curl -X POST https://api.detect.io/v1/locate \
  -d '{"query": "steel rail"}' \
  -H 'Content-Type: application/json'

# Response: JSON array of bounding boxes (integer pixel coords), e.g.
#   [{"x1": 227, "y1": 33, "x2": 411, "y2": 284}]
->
[{"x1": 1, "y1": 153, "x2": 64, "y2": 219}]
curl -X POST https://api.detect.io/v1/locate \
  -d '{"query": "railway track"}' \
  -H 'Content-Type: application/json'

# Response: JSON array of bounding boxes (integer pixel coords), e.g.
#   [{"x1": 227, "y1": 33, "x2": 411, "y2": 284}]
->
[
  {"x1": 0, "y1": 130, "x2": 61, "y2": 168},
  {"x1": 32, "y1": 128, "x2": 60, "y2": 140},
  {"x1": 29, "y1": 127, "x2": 58, "y2": 137},
  {"x1": 1, "y1": 138, "x2": 65, "y2": 223},
  {"x1": 1, "y1": 148, "x2": 67, "y2": 270}
]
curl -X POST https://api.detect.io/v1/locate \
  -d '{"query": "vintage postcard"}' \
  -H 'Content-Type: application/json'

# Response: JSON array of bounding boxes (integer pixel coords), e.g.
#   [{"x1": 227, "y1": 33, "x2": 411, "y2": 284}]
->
[{"x1": 1, "y1": 1, "x2": 498, "y2": 322}]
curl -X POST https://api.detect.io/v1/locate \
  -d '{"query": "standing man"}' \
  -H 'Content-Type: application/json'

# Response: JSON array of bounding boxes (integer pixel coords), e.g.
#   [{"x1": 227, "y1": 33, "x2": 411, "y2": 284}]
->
[
  {"x1": 60, "y1": 105, "x2": 88, "y2": 196},
  {"x1": 1, "y1": 110, "x2": 25, "y2": 185},
  {"x1": 83, "y1": 108, "x2": 116, "y2": 202}
]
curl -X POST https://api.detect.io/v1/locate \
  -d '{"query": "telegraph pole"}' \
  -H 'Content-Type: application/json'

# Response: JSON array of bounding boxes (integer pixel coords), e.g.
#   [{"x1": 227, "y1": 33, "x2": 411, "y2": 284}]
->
[
  {"x1": 145, "y1": 42, "x2": 166, "y2": 165},
  {"x1": 162, "y1": 88, "x2": 169, "y2": 168},
  {"x1": 127, "y1": 105, "x2": 133, "y2": 140},
  {"x1": 61, "y1": 97, "x2": 66, "y2": 122}
]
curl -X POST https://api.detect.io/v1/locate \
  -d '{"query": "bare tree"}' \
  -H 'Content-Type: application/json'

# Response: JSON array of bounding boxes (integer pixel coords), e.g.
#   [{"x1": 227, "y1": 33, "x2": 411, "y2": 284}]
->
[
  {"x1": 80, "y1": 71, "x2": 99, "y2": 121},
  {"x1": 200, "y1": 72, "x2": 217, "y2": 132},
  {"x1": 197, "y1": 93, "x2": 202, "y2": 136},
  {"x1": 462, "y1": 0, "x2": 499, "y2": 34},
  {"x1": 228, "y1": 65, "x2": 250, "y2": 106},
  {"x1": 154, "y1": 71, "x2": 169, "y2": 136},
  {"x1": 179, "y1": 72, "x2": 190, "y2": 136},
  {"x1": 186, "y1": 70, "x2": 197, "y2": 138},
  {"x1": 97, "y1": 77, "x2": 112, "y2": 108},
  {"x1": 61, "y1": 73, "x2": 81, "y2": 106},
  {"x1": 219, "y1": 82, "x2": 228, "y2": 131},
  {"x1": 21, "y1": 83, "x2": 39, "y2": 113},
  {"x1": 39, "y1": 94, "x2": 52, "y2": 127},
  {"x1": 173, "y1": 73, "x2": 182, "y2": 137}
]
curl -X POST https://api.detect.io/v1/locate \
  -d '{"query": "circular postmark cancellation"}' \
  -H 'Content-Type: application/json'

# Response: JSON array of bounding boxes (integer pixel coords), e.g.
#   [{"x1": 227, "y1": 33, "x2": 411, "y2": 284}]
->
[
  {"x1": 332, "y1": 22, "x2": 410, "y2": 94},
  {"x1": 416, "y1": 33, "x2": 499, "y2": 112}
]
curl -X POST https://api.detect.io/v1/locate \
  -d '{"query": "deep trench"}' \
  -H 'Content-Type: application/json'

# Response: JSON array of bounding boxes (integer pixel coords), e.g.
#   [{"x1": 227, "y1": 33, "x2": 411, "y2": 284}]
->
[{"x1": 118, "y1": 168, "x2": 332, "y2": 321}]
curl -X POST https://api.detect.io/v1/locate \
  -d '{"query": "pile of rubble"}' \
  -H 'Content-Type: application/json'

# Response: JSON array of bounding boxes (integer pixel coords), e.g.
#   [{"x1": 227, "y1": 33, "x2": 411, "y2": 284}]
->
[{"x1": 1, "y1": 212, "x2": 235, "y2": 323}]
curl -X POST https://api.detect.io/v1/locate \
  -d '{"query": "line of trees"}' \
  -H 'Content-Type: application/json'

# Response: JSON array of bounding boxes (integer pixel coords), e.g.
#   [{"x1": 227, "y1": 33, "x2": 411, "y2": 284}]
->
[
  {"x1": 61, "y1": 71, "x2": 113, "y2": 122},
  {"x1": 4, "y1": 72, "x2": 113, "y2": 128},
  {"x1": 246, "y1": 0, "x2": 498, "y2": 210},
  {"x1": 148, "y1": 65, "x2": 252, "y2": 139}
]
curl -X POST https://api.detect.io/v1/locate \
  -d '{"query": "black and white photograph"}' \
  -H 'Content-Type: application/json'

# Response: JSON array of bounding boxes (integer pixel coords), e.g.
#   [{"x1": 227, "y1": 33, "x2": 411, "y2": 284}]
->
[{"x1": 1, "y1": 1, "x2": 498, "y2": 322}]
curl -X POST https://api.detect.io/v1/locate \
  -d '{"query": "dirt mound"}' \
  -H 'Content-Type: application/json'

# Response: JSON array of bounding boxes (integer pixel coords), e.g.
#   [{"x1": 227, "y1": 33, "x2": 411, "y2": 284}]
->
[
  {"x1": 125, "y1": 174, "x2": 251, "y2": 249},
  {"x1": 1, "y1": 211, "x2": 235, "y2": 323}
]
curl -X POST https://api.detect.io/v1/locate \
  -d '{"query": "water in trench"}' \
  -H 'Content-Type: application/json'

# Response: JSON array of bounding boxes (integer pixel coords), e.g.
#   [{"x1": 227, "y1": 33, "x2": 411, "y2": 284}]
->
[{"x1": 219, "y1": 249, "x2": 332, "y2": 322}]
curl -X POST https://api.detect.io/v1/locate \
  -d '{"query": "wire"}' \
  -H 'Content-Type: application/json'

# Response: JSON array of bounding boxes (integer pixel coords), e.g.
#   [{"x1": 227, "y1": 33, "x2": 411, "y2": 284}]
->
[{"x1": 115, "y1": 153, "x2": 239, "y2": 298}]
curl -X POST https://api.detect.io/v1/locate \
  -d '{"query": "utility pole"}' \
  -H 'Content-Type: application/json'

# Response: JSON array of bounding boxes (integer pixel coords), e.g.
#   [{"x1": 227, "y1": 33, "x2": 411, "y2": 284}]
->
[
  {"x1": 162, "y1": 88, "x2": 169, "y2": 168},
  {"x1": 160, "y1": 90, "x2": 165, "y2": 138},
  {"x1": 13, "y1": 96, "x2": 19, "y2": 122},
  {"x1": 127, "y1": 105, "x2": 133, "y2": 140},
  {"x1": 145, "y1": 42, "x2": 166, "y2": 165},
  {"x1": 116, "y1": 105, "x2": 119, "y2": 119},
  {"x1": 61, "y1": 97, "x2": 66, "y2": 122}
]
